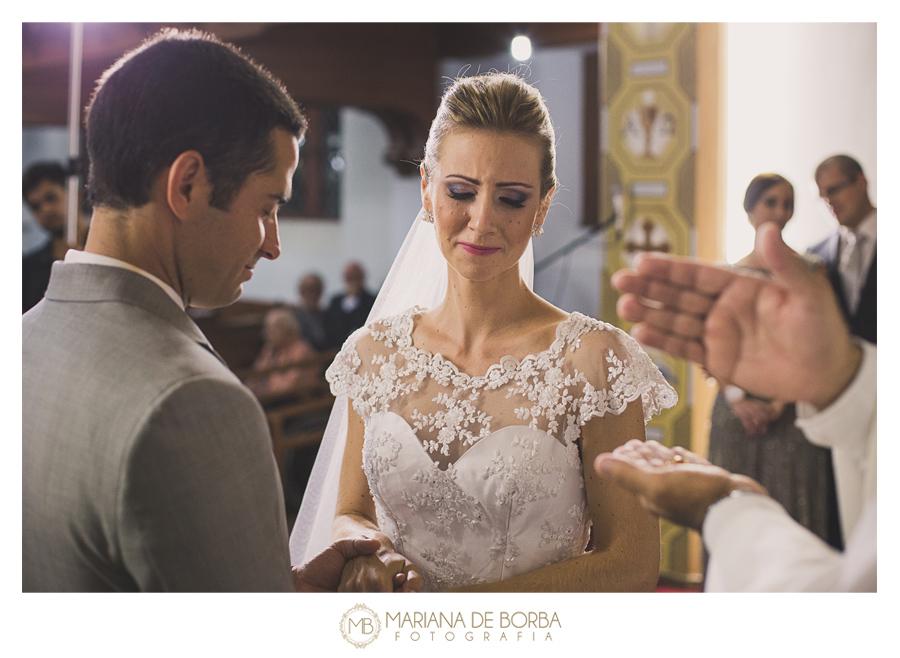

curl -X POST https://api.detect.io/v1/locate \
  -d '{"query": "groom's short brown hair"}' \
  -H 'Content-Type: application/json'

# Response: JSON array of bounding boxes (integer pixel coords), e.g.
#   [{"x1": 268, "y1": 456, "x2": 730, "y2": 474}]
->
[{"x1": 85, "y1": 28, "x2": 306, "y2": 212}]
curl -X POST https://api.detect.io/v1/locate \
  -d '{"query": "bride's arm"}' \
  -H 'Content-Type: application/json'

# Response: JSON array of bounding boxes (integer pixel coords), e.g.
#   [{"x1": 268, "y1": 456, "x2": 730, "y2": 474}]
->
[
  {"x1": 332, "y1": 400, "x2": 423, "y2": 592},
  {"x1": 450, "y1": 399, "x2": 660, "y2": 592}
]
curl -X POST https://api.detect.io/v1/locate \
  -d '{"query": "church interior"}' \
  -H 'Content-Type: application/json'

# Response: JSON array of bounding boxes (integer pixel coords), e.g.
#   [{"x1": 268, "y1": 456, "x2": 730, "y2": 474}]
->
[{"x1": 22, "y1": 22, "x2": 877, "y2": 595}]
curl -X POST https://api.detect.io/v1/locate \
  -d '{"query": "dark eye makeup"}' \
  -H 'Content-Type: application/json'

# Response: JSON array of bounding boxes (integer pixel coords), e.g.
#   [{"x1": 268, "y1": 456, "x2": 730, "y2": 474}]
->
[
  {"x1": 500, "y1": 196, "x2": 526, "y2": 209},
  {"x1": 447, "y1": 189, "x2": 475, "y2": 202},
  {"x1": 446, "y1": 184, "x2": 528, "y2": 208}
]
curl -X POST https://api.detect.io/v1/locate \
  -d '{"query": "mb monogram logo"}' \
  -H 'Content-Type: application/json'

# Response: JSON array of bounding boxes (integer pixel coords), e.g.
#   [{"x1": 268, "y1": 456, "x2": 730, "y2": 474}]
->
[{"x1": 340, "y1": 604, "x2": 382, "y2": 648}]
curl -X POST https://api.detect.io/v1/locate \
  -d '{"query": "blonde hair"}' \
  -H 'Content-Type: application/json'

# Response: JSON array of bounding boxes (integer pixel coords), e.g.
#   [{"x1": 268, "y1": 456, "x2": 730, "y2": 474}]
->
[{"x1": 422, "y1": 72, "x2": 558, "y2": 198}]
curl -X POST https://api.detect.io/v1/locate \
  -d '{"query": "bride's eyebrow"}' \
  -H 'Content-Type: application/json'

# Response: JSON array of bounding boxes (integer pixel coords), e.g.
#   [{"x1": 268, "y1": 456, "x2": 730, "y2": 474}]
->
[{"x1": 446, "y1": 174, "x2": 534, "y2": 189}]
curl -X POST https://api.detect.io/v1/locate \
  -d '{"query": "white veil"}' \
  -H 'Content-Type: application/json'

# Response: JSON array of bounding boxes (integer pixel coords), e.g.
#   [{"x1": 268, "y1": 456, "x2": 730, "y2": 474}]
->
[{"x1": 288, "y1": 208, "x2": 534, "y2": 564}]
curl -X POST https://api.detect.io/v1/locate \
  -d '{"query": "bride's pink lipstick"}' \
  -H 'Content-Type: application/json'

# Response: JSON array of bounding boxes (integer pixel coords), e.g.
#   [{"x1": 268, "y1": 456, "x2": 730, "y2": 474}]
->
[{"x1": 459, "y1": 242, "x2": 501, "y2": 256}]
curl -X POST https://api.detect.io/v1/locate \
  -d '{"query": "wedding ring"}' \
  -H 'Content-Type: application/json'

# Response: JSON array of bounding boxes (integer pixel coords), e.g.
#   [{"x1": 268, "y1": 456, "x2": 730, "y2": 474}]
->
[{"x1": 667, "y1": 453, "x2": 686, "y2": 465}]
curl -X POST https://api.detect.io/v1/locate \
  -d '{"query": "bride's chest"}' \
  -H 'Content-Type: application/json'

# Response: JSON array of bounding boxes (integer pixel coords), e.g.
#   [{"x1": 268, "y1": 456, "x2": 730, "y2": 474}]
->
[{"x1": 361, "y1": 412, "x2": 585, "y2": 510}]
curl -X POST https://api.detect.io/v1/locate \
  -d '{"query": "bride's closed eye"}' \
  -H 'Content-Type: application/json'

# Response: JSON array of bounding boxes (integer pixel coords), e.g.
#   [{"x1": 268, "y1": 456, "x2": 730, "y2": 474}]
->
[
  {"x1": 447, "y1": 189, "x2": 475, "y2": 202},
  {"x1": 446, "y1": 185, "x2": 528, "y2": 209},
  {"x1": 499, "y1": 195, "x2": 526, "y2": 209}
]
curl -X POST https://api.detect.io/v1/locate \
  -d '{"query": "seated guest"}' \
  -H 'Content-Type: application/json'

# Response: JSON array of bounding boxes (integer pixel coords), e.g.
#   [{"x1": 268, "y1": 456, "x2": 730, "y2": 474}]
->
[
  {"x1": 603, "y1": 222, "x2": 875, "y2": 591},
  {"x1": 294, "y1": 272, "x2": 330, "y2": 351},
  {"x1": 326, "y1": 261, "x2": 375, "y2": 346},
  {"x1": 22, "y1": 162, "x2": 87, "y2": 312},
  {"x1": 249, "y1": 307, "x2": 318, "y2": 399}
]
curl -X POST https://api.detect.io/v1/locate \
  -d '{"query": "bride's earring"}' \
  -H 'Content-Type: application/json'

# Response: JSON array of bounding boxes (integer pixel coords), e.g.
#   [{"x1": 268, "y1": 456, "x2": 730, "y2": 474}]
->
[
  {"x1": 423, "y1": 209, "x2": 434, "y2": 224},
  {"x1": 532, "y1": 224, "x2": 544, "y2": 237}
]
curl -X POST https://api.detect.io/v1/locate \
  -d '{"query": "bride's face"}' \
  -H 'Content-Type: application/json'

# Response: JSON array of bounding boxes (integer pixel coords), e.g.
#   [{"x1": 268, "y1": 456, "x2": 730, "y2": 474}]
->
[{"x1": 422, "y1": 129, "x2": 552, "y2": 283}]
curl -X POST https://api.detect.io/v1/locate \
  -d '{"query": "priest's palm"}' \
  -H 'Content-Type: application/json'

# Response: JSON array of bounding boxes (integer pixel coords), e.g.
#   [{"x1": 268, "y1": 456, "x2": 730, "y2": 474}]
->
[{"x1": 612, "y1": 223, "x2": 861, "y2": 409}]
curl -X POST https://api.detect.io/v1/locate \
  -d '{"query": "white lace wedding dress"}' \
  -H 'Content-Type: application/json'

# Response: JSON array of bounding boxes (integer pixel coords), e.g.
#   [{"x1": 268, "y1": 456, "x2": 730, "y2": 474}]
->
[{"x1": 326, "y1": 307, "x2": 677, "y2": 591}]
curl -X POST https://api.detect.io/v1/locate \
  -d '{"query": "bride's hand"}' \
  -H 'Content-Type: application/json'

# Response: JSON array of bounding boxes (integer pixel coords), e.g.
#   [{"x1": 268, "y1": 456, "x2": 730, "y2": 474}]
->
[{"x1": 338, "y1": 548, "x2": 423, "y2": 592}]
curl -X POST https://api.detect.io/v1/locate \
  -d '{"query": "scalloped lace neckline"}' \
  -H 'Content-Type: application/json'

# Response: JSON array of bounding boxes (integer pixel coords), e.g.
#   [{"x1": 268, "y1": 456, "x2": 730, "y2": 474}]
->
[{"x1": 388, "y1": 308, "x2": 587, "y2": 384}]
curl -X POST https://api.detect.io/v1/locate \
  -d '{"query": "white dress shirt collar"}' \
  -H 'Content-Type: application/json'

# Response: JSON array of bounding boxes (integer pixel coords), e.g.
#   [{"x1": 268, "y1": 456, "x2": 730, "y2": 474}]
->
[{"x1": 63, "y1": 250, "x2": 186, "y2": 311}]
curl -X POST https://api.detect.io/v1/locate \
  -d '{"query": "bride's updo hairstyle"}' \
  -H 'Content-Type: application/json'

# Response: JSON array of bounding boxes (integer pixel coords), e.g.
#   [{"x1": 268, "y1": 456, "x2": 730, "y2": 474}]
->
[{"x1": 422, "y1": 72, "x2": 558, "y2": 198}]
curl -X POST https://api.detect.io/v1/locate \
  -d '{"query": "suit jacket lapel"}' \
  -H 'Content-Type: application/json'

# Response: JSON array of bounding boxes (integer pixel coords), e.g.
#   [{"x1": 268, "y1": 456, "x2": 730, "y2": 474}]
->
[
  {"x1": 816, "y1": 232, "x2": 850, "y2": 320},
  {"x1": 824, "y1": 232, "x2": 841, "y2": 269}
]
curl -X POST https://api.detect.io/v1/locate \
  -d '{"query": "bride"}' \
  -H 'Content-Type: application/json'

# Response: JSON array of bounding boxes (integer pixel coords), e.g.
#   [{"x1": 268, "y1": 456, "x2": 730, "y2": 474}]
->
[{"x1": 289, "y1": 72, "x2": 677, "y2": 592}]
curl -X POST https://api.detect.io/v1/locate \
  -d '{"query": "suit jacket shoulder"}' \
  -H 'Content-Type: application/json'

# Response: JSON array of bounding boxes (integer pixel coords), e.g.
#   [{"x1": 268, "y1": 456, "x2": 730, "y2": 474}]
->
[
  {"x1": 807, "y1": 232, "x2": 840, "y2": 267},
  {"x1": 23, "y1": 263, "x2": 292, "y2": 592}
]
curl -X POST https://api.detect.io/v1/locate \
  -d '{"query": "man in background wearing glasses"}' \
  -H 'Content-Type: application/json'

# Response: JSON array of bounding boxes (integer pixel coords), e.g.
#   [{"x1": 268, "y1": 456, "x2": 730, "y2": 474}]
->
[{"x1": 809, "y1": 154, "x2": 876, "y2": 345}]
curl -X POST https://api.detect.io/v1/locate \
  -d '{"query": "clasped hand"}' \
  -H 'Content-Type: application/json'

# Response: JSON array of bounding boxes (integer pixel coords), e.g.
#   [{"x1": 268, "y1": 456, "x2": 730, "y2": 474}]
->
[
  {"x1": 729, "y1": 398, "x2": 782, "y2": 436},
  {"x1": 339, "y1": 546, "x2": 423, "y2": 593}
]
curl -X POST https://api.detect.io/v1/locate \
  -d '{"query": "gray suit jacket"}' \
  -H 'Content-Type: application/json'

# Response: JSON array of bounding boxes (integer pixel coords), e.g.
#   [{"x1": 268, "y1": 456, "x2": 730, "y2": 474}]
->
[{"x1": 23, "y1": 263, "x2": 293, "y2": 591}]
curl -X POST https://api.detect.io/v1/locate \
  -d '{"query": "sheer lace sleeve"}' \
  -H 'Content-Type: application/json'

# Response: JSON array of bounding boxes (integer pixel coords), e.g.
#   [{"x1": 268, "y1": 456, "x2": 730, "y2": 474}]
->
[
  {"x1": 563, "y1": 315, "x2": 677, "y2": 426},
  {"x1": 324, "y1": 333, "x2": 365, "y2": 398},
  {"x1": 324, "y1": 309, "x2": 421, "y2": 422}
]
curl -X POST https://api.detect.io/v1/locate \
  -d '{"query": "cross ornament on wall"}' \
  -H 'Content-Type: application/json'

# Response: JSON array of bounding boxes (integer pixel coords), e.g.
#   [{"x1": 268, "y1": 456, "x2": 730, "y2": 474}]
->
[{"x1": 624, "y1": 217, "x2": 671, "y2": 255}]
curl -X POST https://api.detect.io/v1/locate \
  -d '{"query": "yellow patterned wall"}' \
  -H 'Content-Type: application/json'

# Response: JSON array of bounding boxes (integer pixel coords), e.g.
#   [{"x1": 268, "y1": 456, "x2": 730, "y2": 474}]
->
[{"x1": 599, "y1": 23, "x2": 701, "y2": 583}]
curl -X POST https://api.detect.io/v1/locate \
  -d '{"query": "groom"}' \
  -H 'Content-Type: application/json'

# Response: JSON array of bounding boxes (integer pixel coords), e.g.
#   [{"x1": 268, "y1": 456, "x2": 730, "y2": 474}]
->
[{"x1": 22, "y1": 29, "x2": 376, "y2": 591}]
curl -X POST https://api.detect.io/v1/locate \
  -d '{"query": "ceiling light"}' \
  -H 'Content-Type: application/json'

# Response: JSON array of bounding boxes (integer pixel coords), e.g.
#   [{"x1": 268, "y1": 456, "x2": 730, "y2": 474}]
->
[{"x1": 511, "y1": 35, "x2": 532, "y2": 61}]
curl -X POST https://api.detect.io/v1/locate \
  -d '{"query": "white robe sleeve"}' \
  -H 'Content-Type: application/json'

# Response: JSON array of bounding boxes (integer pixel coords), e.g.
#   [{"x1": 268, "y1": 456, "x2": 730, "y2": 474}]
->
[
  {"x1": 703, "y1": 492, "x2": 876, "y2": 592},
  {"x1": 703, "y1": 342, "x2": 877, "y2": 592},
  {"x1": 795, "y1": 340, "x2": 877, "y2": 537}
]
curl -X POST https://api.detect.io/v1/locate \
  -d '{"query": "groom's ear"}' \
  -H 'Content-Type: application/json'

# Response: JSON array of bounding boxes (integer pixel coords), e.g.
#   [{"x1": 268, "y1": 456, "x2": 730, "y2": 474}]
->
[{"x1": 166, "y1": 150, "x2": 209, "y2": 222}]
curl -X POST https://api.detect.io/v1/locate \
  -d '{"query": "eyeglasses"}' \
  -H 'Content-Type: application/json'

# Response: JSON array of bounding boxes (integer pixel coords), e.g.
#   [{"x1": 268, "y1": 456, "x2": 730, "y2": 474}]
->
[{"x1": 820, "y1": 179, "x2": 855, "y2": 199}]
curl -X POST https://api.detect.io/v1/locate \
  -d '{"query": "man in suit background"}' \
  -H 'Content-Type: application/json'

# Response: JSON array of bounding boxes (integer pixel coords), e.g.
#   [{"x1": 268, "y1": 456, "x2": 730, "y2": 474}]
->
[
  {"x1": 325, "y1": 260, "x2": 376, "y2": 347},
  {"x1": 808, "y1": 154, "x2": 876, "y2": 344},
  {"x1": 22, "y1": 162, "x2": 88, "y2": 313},
  {"x1": 22, "y1": 29, "x2": 383, "y2": 592}
]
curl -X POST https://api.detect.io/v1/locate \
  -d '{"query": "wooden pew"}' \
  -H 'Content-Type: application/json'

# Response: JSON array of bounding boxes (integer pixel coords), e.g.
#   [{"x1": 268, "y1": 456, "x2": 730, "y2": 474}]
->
[{"x1": 234, "y1": 352, "x2": 338, "y2": 485}]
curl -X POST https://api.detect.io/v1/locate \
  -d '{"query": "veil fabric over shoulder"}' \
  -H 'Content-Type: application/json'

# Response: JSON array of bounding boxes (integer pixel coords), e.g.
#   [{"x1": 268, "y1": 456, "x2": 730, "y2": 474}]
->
[{"x1": 288, "y1": 208, "x2": 534, "y2": 564}]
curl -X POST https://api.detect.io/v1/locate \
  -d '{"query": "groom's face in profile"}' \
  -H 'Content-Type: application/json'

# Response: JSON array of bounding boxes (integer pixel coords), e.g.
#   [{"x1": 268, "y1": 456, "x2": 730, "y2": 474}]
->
[{"x1": 178, "y1": 129, "x2": 299, "y2": 309}]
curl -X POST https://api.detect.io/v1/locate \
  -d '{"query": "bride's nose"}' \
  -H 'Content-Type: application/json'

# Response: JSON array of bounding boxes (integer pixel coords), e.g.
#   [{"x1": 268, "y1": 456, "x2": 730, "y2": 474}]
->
[{"x1": 467, "y1": 196, "x2": 496, "y2": 234}]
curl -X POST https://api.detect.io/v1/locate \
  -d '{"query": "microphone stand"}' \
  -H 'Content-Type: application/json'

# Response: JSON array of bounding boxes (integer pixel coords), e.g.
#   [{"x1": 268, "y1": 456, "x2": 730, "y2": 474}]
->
[{"x1": 534, "y1": 211, "x2": 619, "y2": 274}]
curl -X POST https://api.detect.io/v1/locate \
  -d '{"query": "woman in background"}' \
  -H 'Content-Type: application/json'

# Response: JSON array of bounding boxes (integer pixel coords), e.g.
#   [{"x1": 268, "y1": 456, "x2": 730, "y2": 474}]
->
[{"x1": 248, "y1": 307, "x2": 318, "y2": 399}]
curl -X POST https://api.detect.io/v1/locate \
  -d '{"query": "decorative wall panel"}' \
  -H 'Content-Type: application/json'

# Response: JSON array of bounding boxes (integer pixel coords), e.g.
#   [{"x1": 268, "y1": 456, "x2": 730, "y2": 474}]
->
[{"x1": 600, "y1": 23, "x2": 699, "y2": 582}]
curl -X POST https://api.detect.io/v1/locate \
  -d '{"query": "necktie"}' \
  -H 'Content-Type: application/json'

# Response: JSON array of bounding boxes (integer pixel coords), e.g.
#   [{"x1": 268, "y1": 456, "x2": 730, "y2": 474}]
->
[{"x1": 842, "y1": 233, "x2": 866, "y2": 314}]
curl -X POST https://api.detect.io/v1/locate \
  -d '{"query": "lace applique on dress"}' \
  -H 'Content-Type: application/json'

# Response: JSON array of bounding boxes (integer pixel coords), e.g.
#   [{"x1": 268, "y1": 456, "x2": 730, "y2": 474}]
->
[
  {"x1": 326, "y1": 307, "x2": 676, "y2": 591},
  {"x1": 540, "y1": 502, "x2": 589, "y2": 554},
  {"x1": 410, "y1": 392, "x2": 492, "y2": 456},
  {"x1": 481, "y1": 436, "x2": 567, "y2": 516},
  {"x1": 361, "y1": 429, "x2": 401, "y2": 478},
  {"x1": 420, "y1": 542, "x2": 487, "y2": 591},
  {"x1": 401, "y1": 463, "x2": 484, "y2": 534}
]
